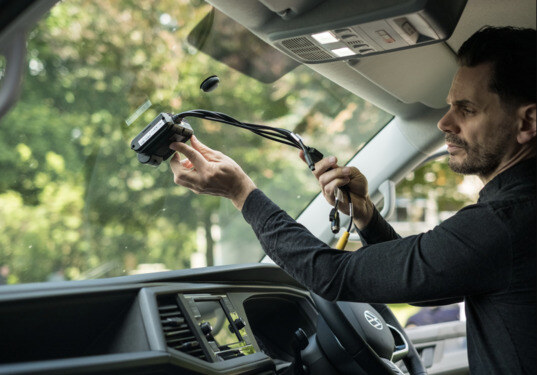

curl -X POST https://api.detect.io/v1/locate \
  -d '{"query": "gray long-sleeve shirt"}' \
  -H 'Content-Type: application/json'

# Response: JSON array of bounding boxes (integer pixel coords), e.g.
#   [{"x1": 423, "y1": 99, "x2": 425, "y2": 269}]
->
[{"x1": 242, "y1": 158, "x2": 536, "y2": 374}]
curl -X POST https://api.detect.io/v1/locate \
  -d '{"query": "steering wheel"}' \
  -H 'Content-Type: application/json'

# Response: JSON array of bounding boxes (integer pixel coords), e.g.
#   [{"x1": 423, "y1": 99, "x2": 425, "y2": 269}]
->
[{"x1": 311, "y1": 294, "x2": 427, "y2": 375}]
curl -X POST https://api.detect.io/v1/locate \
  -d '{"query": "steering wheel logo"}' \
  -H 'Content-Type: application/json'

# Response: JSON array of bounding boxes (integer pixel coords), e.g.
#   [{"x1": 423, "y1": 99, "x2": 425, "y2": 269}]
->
[{"x1": 364, "y1": 310, "x2": 383, "y2": 330}]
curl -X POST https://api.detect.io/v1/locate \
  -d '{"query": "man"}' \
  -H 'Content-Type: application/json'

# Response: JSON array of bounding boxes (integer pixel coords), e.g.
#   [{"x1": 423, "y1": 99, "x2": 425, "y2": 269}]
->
[{"x1": 169, "y1": 27, "x2": 536, "y2": 374}]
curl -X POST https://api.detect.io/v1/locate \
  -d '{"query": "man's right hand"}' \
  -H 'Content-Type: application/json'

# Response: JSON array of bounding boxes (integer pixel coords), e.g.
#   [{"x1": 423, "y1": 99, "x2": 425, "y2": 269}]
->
[
  {"x1": 301, "y1": 153, "x2": 375, "y2": 230},
  {"x1": 170, "y1": 136, "x2": 257, "y2": 211}
]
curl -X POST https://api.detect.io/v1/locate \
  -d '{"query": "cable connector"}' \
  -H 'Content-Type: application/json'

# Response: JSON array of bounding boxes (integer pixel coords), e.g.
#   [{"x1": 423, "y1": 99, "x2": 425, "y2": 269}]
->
[
  {"x1": 303, "y1": 146, "x2": 324, "y2": 171},
  {"x1": 329, "y1": 207, "x2": 340, "y2": 233}
]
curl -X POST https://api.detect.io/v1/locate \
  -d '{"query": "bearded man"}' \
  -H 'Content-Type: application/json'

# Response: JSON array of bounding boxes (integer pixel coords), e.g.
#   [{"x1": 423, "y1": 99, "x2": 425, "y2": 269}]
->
[{"x1": 169, "y1": 26, "x2": 536, "y2": 374}]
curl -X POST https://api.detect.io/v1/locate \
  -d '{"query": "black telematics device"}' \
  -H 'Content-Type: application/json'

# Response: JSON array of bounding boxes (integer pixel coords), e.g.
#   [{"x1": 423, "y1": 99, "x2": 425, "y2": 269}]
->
[{"x1": 130, "y1": 112, "x2": 193, "y2": 167}]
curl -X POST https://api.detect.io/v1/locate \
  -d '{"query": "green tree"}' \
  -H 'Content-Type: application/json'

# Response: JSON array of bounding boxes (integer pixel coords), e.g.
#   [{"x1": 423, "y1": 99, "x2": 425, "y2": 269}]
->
[
  {"x1": 397, "y1": 156, "x2": 478, "y2": 212},
  {"x1": 0, "y1": 0, "x2": 390, "y2": 283}
]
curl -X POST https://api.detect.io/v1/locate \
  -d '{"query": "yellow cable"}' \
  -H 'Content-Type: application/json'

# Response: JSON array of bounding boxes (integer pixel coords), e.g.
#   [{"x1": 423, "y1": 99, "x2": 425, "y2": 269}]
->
[{"x1": 335, "y1": 231, "x2": 350, "y2": 250}]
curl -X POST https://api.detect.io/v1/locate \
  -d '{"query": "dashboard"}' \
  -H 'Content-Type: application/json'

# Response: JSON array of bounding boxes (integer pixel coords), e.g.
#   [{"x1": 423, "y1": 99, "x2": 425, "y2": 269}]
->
[{"x1": 0, "y1": 264, "x2": 318, "y2": 375}]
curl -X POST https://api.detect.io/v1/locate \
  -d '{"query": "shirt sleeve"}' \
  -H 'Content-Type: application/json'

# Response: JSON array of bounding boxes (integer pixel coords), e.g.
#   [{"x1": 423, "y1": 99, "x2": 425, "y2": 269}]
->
[
  {"x1": 242, "y1": 189, "x2": 512, "y2": 304},
  {"x1": 357, "y1": 205, "x2": 401, "y2": 245}
]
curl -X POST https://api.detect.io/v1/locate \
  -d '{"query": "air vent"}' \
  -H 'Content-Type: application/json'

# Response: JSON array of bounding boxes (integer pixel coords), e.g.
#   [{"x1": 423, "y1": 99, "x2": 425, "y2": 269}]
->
[
  {"x1": 282, "y1": 36, "x2": 315, "y2": 49},
  {"x1": 281, "y1": 37, "x2": 333, "y2": 62},
  {"x1": 157, "y1": 295, "x2": 207, "y2": 361}
]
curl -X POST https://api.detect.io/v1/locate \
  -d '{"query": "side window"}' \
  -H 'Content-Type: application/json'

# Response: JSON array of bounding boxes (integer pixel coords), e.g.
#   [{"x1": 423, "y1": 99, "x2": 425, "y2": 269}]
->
[
  {"x1": 389, "y1": 155, "x2": 481, "y2": 236},
  {"x1": 388, "y1": 154, "x2": 482, "y2": 328}
]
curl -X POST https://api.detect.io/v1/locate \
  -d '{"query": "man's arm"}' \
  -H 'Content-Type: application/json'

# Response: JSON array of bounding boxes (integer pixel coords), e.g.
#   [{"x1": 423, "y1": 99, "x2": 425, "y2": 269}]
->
[
  {"x1": 308, "y1": 157, "x2": 464, "y2": 305},
  {"x1": 356, "y1": 206, "x2": 401, "y2": 245},
  {"x1": 168, "y1": 138, "x2": 510, "y2": 304},
  {"x1": 242, "y1": 189, "x2": 511, "y2": 303}
]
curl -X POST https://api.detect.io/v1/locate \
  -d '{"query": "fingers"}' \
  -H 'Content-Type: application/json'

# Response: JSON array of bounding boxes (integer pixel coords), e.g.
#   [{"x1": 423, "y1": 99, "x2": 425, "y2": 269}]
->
[
  {"x1": 170, "y1": 140, "x2": 208, "y2": 170},
  {"x1": 347, "y1": 167, "x2": 368, "y2": 197},
  {"x1": 169, "y1": 150, "x2": 202, "y2": 188},
  {"x1": 298, "y1": 151, "x2": 339, "y2": 175},
  {"x1": 169, "y1": 152, "x2": 189, "y2": 178},
  {"x1": 318, "y1": 165, "x2": 351, "y2": 189},
  {"x1": 298, "y1": 150, "x2": 306, "y2": 163},
  {"x1": 169, "y1": 135, "x2": 216, "y2": 172},
  {"x1": 169, "y1": 151, "x2": 182, "y2": 172},
  {"x1": 320, "y1": 174, "x2": 351, "y2": 202},
  {"x1": 180, "y1": 158, "x2": 194, "y2": 169},
  {"x1": 299, "y1": 153, "x2": 351, "y2": 204},
  {"x1": 312, "y1": 156, "x2": 339, "y2": 179},
  {"x1": 190, "y1": 135, "x2": 214, "y2": 156}
]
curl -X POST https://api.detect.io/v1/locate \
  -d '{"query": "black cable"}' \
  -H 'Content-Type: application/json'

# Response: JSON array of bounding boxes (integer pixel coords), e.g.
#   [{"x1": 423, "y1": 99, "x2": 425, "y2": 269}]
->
[
  {"x1": 172, "y1": 109, "x2": 321, "y2": 170},
  {"x1": 173, "y1": 110, "x2": 301, "y2": 147},
  {"x1": 173, "y1": 109, "x2": 356, "y2": 240},
  {"x1": 345, "y1": 189, "x2": 353, "y2": 233},
  {"x1": 175, "y1": 109, "x2": 356, "y2": 233}
]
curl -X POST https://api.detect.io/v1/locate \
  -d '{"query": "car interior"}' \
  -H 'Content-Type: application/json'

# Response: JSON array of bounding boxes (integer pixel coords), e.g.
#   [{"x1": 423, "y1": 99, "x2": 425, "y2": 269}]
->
[{"x1": 0, "y1": 0, "x2": 535, "y2": 374}]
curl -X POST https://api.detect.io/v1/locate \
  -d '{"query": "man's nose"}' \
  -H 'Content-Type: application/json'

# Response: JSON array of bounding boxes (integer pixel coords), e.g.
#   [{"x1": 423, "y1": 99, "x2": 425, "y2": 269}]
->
[{"x1": 437, "y1": 109, "x2": 459, "y2": 134}]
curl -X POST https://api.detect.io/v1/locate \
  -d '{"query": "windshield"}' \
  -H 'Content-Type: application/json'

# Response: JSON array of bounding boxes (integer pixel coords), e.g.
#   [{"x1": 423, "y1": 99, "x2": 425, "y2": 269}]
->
[{"x1": 0, "y1": 0, "x2": 392, "y2": 284}]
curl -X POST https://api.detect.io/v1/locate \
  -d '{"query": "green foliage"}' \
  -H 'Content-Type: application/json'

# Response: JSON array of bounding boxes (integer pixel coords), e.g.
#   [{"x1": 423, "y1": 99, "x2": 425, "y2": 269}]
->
[
  {"x1": 0, "y1": 0, "x2": 390, "y2": 283},
  {"x1": 396, "y1": 157, "x2": 476, "y2": 212}
]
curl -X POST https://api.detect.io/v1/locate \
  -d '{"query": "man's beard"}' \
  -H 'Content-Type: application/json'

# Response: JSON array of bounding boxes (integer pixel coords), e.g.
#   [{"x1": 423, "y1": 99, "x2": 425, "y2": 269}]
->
[{"x1": 445, "y1": 132, "x2": 510, "y2": 177}]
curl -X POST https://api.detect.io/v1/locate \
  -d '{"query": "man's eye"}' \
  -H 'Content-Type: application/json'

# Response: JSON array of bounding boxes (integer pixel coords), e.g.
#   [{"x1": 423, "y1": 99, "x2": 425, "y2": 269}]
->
[{"x1": 462, "y1": 108, "x2": 475, "y2": 115}]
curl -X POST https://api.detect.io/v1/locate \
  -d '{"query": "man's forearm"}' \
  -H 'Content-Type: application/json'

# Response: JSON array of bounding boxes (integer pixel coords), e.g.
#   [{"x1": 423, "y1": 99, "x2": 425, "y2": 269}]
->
[{"x1": 355, "y1": 205, "x2": 401, "y2": 245}]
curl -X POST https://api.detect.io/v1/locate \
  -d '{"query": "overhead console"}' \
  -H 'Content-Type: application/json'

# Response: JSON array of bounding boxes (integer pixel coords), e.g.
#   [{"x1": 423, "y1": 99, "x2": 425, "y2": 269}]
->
[
  {"x1": 207, "y1": 0, "x2": 468, "y2": 110},
  {"x1": 210, "y1": 0, "x2": 467, "y2": 63}
]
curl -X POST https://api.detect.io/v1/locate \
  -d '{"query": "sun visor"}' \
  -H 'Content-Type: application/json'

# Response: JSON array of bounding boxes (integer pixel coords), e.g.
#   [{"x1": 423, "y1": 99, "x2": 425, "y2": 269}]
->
[
  {"x1": 187, "y1": 8, "x2": 299, "y2": 83},
  {"x1": 264, "y1": 0, "x2": 467, "y2": 63}
]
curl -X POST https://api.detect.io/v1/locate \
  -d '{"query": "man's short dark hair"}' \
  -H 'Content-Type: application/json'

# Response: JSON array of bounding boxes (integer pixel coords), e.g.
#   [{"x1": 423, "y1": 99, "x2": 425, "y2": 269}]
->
[{"x1": 457, "y1": 26, "x2": 536, "y2": 109}]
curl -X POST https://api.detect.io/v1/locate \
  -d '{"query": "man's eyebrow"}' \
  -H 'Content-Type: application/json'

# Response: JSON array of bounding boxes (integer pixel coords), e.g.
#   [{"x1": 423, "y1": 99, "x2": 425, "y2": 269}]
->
[{"x1": 446, "y1": 99, "x2": 477, "y2": 107}]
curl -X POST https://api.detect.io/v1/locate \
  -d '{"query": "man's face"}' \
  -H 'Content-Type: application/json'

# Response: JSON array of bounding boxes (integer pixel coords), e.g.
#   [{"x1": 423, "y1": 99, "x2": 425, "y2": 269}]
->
[{"x1": 437, "y1": 63, "x2": 518, "y2": 177}]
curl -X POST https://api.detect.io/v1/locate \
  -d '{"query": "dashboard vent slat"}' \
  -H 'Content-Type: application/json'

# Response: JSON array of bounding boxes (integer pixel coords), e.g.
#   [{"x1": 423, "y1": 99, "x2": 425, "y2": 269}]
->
[{"x1": 157, "y1": 295, "x2": 207, "y2": 361}]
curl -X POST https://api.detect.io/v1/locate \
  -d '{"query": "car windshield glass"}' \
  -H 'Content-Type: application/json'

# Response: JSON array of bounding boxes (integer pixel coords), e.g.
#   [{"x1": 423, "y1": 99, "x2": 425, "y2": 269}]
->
[{"x1": 0, "y1": 0, "x2": 392, "y2": 284}]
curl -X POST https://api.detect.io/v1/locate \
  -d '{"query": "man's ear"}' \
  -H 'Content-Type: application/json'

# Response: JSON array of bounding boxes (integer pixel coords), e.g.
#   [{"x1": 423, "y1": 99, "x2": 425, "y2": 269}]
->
[{"x1": 516, "y1": 103, "x2": 536, "y2": 144}]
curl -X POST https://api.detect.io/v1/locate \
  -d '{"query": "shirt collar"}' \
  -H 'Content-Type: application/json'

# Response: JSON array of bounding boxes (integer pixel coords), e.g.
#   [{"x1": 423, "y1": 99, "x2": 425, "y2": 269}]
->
[{"x1": 478, "y1": 157, "x2": 536, "y2": 202}]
